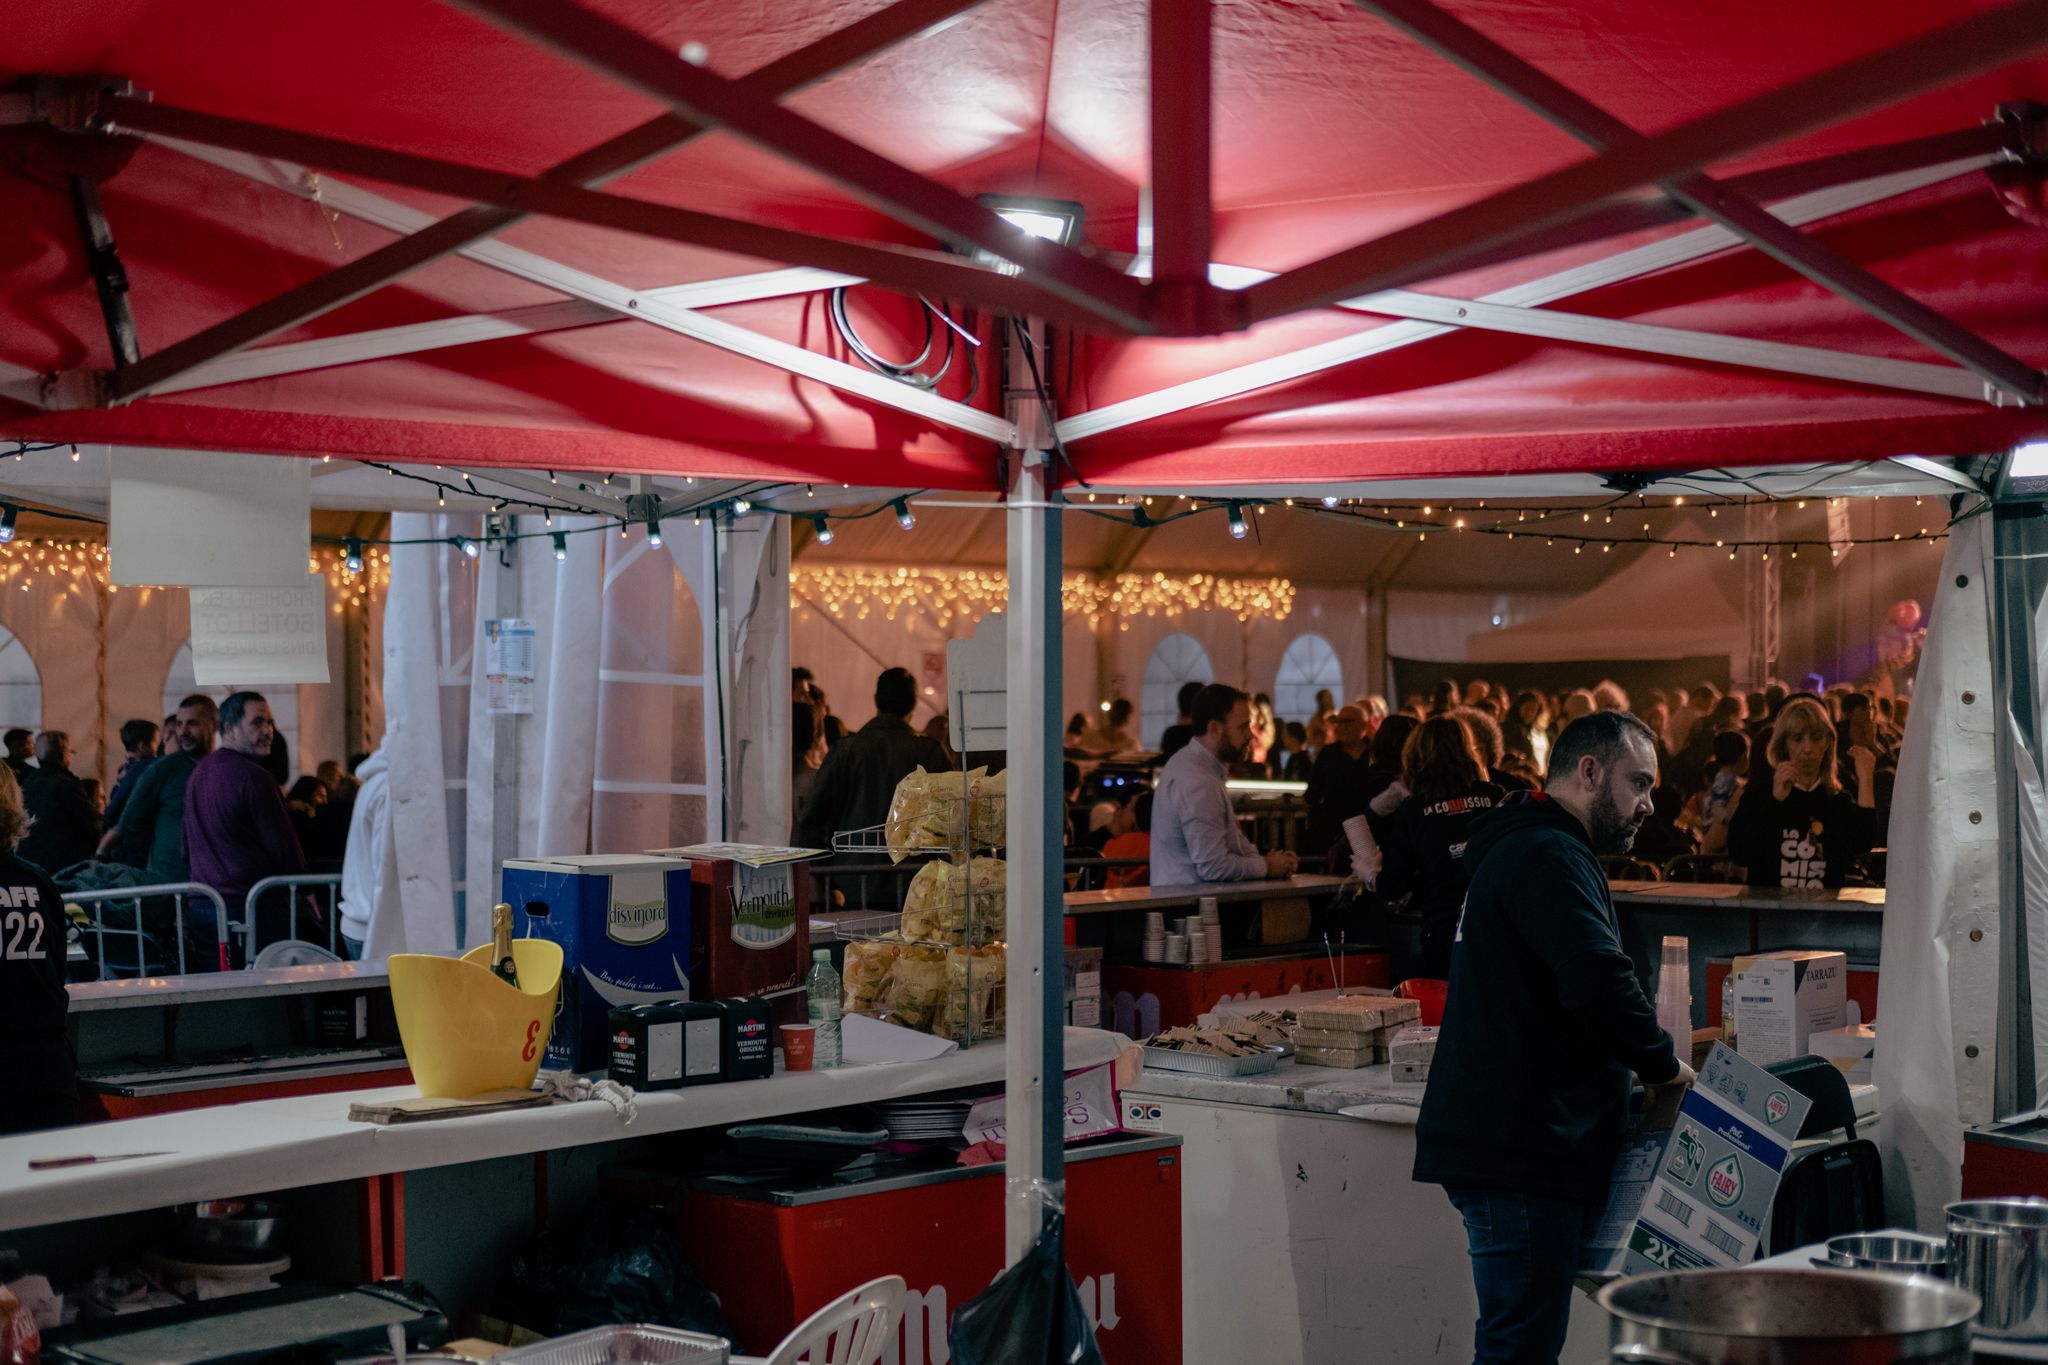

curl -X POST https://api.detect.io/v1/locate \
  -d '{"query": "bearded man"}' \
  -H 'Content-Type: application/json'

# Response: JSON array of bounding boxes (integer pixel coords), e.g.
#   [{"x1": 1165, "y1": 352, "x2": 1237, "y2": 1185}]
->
[
  {"x1": 1414, "y1": 710, "x2": 1696, "y2": 1365},
  {"x1": 1148, "y1": 684, "x2": 1299, "y2": 886}
]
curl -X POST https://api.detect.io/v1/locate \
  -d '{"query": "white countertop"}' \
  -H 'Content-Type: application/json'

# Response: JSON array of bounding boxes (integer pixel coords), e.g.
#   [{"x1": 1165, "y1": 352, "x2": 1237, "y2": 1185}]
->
[
  {"x1": 67, "y1": 962, "x2": 390, "y2": 1013},
  {"x1": 1124, "y1": 1056, "x2": 1425, "y2": 1118},
  {"x1": 1064, "y1": 874, "x2": 1348, "y2": 915},
  {"x1": 0, "y1": 1027, "x2": 1127, "y2": 1232},
  {"x1": 1608, "y1": 880, "x2": 1886, "y2": 912}
]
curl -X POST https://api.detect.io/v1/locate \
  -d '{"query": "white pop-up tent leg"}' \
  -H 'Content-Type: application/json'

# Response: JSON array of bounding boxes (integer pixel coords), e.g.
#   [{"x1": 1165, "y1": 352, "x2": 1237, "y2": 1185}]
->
[{"x1": 1004, "y1": 322, "x2": 1066, "y2": 1260}]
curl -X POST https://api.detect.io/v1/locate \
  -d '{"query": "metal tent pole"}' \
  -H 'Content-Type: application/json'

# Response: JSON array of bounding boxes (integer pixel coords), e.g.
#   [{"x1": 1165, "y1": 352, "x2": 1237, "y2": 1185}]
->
[{"x1": 1004, "y1": 317, "x2": 1065, "y2": 1262}]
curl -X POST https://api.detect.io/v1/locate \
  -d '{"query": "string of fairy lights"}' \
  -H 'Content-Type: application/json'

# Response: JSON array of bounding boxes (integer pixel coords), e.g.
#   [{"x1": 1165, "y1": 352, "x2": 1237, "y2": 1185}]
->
[
  {"x1": 791, "y1": 566, "x2": 1297, "y2": 628},
  {"x1": 1072, "y1": 486, "x2": 1975, "y2": 563},
  {"x1": 0, "y1": 447, "x2": 1980, "y2": 625}
]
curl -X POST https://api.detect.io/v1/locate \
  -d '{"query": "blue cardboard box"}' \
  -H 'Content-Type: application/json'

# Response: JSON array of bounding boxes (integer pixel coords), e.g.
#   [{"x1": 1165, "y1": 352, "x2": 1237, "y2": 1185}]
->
[{"x1": 503, "y1": 853, "x2": 693, "y2": 1072}]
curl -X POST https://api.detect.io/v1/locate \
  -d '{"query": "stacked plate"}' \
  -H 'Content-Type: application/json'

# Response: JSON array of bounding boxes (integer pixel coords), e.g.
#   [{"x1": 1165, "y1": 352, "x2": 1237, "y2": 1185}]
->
[{"x1": 874, "y1": 1097, "x2": 975, "y2": 1142}]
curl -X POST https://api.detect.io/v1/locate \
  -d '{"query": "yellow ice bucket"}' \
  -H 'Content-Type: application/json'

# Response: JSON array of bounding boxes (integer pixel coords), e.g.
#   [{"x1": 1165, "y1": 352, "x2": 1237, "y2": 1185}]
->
[{"x1": 387, "y1": 939, "x2": 564, "y2": 1098}]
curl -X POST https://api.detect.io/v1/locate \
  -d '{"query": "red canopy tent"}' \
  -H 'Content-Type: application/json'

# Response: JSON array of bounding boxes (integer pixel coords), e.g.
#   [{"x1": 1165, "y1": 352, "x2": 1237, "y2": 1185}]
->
[{"x1": 3, "y1": 0, "x2": 2048, "y2": 487}]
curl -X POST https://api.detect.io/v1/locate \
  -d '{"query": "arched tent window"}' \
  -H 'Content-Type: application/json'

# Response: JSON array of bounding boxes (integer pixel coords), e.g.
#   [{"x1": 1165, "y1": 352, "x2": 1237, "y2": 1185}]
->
[
  {"x1": 1273, "y1": 633, "x2": 1343, "y2": 726},
  {"x1": 162, "y1": 642, "x2": 301, "y2": 772},
  {"x1": 0, "y1": 627, "x2": 42, "y2": 734},
  {"x1": 1141, "y1": 633, "x2": 1214, "y2": 750},
  {"x1": 592, "y1": 538, "x2": 708, "y2": 851}
]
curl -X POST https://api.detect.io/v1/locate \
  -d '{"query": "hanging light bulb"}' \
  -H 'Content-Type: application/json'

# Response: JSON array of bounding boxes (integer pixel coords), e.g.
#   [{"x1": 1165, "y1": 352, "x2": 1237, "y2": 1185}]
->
[
  {"x1": 69, "y1": 445, "x2": 80, "y2": 462},
  {"x1": 456, "y1": 536, "x2": 480, "y2": 559},
  {"x1": 646, "y1": 510, "x2": 663, "y2": 548},
  {"x1": 893, "y1": 497, "x2": 916, "y2": 531},
  {"x1": 813, "y1": 516, "x2": 834, "y2": 546},
  {"x1": 731, "y1": 498, "x2": 752, "y2": 518},
  {"x1": 1321, "y1": 494, "x2": 1340, "y2": 508},
  {"x1": 1226, "y1": 503, "x2": 1248, "y2": 539},
  {"x1": 552, "y1": 532, "x2": 569, "y2": 561},
  {"x1": 0, "y1": 504, "x2": 17, "y2": 544},
  {"x1": 343, "y1": 538, "x2": 364, "y2": 575}
]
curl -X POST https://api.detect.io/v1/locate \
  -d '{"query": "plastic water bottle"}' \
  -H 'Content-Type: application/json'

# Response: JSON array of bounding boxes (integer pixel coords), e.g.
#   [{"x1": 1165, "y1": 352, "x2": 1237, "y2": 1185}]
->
[{"x1": 806, "y1": 948, "x2": 842, "y2": 1069}]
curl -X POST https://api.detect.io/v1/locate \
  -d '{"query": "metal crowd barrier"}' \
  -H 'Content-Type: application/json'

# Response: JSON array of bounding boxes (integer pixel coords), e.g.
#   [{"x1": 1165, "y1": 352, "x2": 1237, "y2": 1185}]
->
[
  {"x1": 244, "y1": 872, "x2": 344, "y2": 955},
  {"x1": 62, "y1": 883, "x2": 232, "y2": 977}
]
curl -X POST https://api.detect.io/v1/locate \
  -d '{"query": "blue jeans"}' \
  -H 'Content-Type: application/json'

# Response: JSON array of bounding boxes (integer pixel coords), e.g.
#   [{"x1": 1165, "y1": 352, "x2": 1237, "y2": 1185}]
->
[{"x1": 1446, "y1": 1188, "x2": 1595, "y2": 1365}]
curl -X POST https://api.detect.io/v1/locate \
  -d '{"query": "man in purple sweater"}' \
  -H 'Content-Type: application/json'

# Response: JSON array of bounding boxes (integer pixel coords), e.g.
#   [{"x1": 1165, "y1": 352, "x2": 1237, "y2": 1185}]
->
[{"x1": 185, "y1": 691, "x2": 306, "y2": 965}]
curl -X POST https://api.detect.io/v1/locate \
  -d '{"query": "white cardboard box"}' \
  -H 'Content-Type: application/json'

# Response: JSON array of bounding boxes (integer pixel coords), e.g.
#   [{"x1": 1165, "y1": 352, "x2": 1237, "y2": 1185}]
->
[
  {"x1": 1734, "y1": 950, "x2": 1847, "y2": 1066},
  {"x1": 1811, "y1": 1022, "x2": 1877, "y2": 1084}
]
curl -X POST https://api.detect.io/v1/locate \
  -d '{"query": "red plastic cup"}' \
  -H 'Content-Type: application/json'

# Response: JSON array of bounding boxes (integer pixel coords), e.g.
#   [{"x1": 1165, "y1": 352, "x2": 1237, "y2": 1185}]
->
[{"x1": 781, "y1": 1023, "x2": 817, "y2": 1072}]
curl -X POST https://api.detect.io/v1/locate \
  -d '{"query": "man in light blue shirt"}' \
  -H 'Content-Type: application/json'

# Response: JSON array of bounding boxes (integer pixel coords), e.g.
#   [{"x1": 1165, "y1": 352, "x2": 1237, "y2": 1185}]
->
[{"x1": 1151, "y1": 684, "x2": 1301, "y2": 887}]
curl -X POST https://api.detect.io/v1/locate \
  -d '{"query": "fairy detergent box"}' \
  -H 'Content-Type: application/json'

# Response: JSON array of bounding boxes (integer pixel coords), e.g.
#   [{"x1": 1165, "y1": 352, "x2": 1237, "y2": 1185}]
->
[
  {"x1": 1621, "y1": 1042, "x2": 1813, "y2": 1274},
  {"x1": 504, "y1": 853, "x2": 693, "y2": 1072}
]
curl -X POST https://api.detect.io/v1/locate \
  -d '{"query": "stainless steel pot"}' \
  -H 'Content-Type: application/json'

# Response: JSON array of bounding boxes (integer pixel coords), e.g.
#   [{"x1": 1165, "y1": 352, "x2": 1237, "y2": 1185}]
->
[
  {"x1": 1823, "y1": 1232, "x2": 1949, "y2": 1278},
  {"x1": 169, "y1": 1198, "x2": 285, "y2": 1256},
  {"x1": 1597, "y1": 1267, "x2": 1980, "y2": 1364},
  {"x1": 1946, "y1": 1196, "x2": 2048, "y2": 1339}
]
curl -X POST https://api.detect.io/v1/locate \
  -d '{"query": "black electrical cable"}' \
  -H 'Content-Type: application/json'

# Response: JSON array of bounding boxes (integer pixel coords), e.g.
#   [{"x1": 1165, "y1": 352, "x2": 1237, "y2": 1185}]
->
[
  {"x1": 829, "y1": 287, "x2": 955, "y2": 390},
  {"x1": 709, "y1": 513, "x2": 730, "y2": 842},
  {"x1": 1007, "y1": 316, "x2": 1088, "y2": 488}
]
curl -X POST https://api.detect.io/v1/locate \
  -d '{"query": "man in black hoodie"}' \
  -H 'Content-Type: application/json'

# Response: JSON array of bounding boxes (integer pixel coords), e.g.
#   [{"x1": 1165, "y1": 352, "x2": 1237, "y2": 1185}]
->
[{"x1": 1414, "y1": 711, "x2": 1694, "y2": 1364}]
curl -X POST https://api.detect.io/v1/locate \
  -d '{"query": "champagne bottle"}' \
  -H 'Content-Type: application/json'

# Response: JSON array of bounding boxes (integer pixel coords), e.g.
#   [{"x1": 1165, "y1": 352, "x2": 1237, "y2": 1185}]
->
[{"x1": 492, "y1": 902, "x2": 520, "y2": 987}]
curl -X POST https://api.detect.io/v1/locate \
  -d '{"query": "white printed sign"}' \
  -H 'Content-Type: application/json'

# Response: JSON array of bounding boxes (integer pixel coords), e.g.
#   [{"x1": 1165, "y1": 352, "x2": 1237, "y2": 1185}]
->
[
  {"x1": 189, "y1": 574, "x2": 329, "y2": 684},
  {"x1": 484, "y1": 617, "x2": 536, "y2": 715},
  {"x1": 965, "y1": 1062, "x2": 1120, "y2": 1145}
]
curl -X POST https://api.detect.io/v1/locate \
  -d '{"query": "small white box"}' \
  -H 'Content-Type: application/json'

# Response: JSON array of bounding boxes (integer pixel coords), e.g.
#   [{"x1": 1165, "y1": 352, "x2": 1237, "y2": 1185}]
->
[
  {"x1": 1811, "y1": 1023, "x2": 1877, "y2": 1085},
  {"x1": 1734, "y1": 950, "x2": 1847, "y2": 1066}
]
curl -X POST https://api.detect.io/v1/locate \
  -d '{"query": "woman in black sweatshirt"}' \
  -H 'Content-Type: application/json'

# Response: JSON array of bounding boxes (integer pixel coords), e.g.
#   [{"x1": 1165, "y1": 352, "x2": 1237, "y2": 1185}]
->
[
  {"x1": 1362, "y1": 715, "x2": 1503, "y2": 978},
  {"x1": 1726, "y1": 695, "x2": 1878, "y2": 889}
]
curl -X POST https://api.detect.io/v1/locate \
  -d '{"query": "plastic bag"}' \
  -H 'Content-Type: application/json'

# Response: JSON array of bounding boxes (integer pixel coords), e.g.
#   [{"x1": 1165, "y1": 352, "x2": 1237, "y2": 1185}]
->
[
  {"x1": 493, "y1": 1206, "x2": 731, "y2": 1341},
  {"x1": 947, "y1": 1213, "x2": 1104, "y2": 1365}
]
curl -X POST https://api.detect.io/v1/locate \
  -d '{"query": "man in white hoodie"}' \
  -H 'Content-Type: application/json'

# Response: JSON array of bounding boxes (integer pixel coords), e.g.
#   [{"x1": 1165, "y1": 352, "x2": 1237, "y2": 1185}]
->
[{"x1": 337, "y1": 749, "x2": 391, "y2": 959}]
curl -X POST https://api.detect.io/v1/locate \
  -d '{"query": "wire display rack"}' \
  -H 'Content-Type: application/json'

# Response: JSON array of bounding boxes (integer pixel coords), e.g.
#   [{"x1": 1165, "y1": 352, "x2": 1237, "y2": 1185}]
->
[{"x1": 831, "y1": 685, "x2": 1008, "y2": 1047}]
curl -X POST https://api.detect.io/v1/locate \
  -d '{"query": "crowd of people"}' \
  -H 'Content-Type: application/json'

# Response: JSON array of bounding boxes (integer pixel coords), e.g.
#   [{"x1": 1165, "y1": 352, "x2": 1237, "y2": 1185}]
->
[
  {"x1": 1053, "y1": 672, "x2": 1899, "y2": 977},
  {"x1": 1, "y1": 693, "x2": 373, "y2": 971},
  {"x1": 785, "y1": 660, "x2": 1899, "y2": 965}
]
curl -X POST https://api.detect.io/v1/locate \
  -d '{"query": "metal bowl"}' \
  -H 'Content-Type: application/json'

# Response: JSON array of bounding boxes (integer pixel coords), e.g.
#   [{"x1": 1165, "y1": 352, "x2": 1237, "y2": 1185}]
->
[
  {"x1": 170, "y1": 1199, "x2": 285, "y2": 1256},
  {"x1": 1825, "y1": 1231, "x2": 1950, "y2": 1277},
  {"x1": 1599, "y1": 1266, "x2": 1979, "y2": 1365}
]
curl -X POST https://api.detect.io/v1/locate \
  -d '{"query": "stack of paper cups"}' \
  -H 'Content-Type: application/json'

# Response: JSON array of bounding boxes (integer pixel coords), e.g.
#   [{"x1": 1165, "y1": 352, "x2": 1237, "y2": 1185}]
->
[
  {"x1": 1656, "y1": 934, "x2": 1692, "y2": 1043},
  {"x1": 1186, "y1": 925, "x2": 1206, "y2": 963},
  {"x1": 1143, "y1": 912, "x2": 1166, "y2": 962},
  {"x1": 1165, "y1": 933, "x2": 1188, "y2": 964}
]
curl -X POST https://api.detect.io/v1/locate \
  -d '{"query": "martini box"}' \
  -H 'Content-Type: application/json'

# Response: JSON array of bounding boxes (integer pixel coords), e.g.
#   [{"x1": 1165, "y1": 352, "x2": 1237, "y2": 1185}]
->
[
  {"x1": 504, "y1": 853, "x2": 693, "y2": 1072},
  {"x1": 653, "y1": 844, "x2": 821, "y2": 1029}
]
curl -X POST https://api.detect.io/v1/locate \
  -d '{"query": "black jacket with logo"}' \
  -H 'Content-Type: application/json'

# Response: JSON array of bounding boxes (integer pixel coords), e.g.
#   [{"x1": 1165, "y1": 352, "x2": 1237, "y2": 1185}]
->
[
  {"x1": 1374, "y1": 780, "x2": 1503, "y2": 964},
  {"x1": 0, "y1": 849, "x2": 79, "y2": 1133},
  {"x1": 1726, "y1": 782, "x2": 1876, "y2": 889},
  {"x1": 1414, "y1": 793, "x2": 1679, "y2": 1207}
]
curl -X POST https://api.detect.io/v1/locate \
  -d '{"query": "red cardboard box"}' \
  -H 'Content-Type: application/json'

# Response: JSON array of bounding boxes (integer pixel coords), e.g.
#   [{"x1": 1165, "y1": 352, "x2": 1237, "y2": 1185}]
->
[{"x1": 659, "y1": 849, "x2": 815, "y2": 1028}]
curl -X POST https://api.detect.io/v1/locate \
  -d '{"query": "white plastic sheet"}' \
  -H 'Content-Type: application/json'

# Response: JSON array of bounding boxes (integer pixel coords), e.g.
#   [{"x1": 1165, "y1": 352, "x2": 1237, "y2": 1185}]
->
[{"x1": 1876, "y1": 513, "x2": 2001, "y2": 1229}]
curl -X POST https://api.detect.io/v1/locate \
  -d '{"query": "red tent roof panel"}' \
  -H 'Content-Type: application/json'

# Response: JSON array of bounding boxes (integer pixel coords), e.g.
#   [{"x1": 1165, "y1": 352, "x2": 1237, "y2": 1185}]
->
[{"x1": 2, "y1": 0, "x2": 2046, "y2": 484}]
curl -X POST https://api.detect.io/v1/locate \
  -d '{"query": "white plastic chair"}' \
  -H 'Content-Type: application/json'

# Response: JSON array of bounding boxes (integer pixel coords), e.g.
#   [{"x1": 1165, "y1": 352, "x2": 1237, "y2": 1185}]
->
[{"x1": 730, "y1": 1274, "x2": 907, "y2": 1365}]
